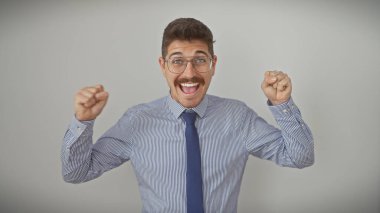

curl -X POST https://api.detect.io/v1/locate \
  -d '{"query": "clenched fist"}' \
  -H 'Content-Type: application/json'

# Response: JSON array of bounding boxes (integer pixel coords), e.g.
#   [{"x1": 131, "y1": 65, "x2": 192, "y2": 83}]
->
[
  {"x1": 74, "y1": 84, "x2": 109, "y2": 121},
  {"x1": 261, "y1": 71, "x2": 292, "y2": 105}
]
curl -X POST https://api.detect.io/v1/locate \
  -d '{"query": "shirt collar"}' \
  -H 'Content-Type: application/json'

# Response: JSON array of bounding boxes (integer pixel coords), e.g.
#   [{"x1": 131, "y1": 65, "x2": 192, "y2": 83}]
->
[{"x1": 166, "y1": 94, "x2": 209, "y2": 119}]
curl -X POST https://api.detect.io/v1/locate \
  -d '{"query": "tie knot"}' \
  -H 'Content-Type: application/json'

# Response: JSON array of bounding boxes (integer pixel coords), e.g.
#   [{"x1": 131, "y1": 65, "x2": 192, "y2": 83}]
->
[{"x1": 182, "y1": 111, "x2": 197, "y2": 125}]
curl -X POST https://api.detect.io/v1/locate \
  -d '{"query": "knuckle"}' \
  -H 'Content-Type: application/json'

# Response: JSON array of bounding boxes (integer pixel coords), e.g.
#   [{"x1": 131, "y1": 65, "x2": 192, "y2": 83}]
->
[
  {"x1": 82, "y1": 86, "x2": 91, "y2": 91},
  {"x1": 86, "y1": 88, "x2": 95, "y2": 93}
]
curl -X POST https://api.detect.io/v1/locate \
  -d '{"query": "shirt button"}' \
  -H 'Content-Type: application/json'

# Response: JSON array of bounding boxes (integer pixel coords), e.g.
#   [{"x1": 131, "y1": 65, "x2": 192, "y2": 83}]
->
[{"x1": 282, "y1": 109, "x2": 288, "y2": 113}]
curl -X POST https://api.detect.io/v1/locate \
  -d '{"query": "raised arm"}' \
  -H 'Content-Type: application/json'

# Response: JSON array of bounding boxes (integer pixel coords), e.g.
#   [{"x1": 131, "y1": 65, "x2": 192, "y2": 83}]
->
[
  {"x1": 243, "y1": 71, "x2": 314, "y2": 168},
  {"x1": 61, "y1": 85, "x2": 131, "y2": 183}
]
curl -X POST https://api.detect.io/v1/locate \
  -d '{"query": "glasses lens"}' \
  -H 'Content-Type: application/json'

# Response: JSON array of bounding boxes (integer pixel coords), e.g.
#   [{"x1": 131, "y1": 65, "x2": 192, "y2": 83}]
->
[
  {"x1": 168, "y1": 57, "x2": 185, "y2": 73},
  {"x1": 193, "y1": 56, "x2": 212, "y2": 73}
]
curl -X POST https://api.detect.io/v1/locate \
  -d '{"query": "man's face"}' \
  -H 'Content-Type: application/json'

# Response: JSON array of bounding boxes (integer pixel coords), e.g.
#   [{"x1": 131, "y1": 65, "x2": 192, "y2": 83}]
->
[{"x1": 159, "y1": 40, "x2": 217, "y2": 108}]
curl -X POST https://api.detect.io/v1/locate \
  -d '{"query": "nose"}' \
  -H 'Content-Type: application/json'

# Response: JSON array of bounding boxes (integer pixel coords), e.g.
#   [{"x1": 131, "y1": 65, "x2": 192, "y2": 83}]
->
[{"x1": 181, "y1": 61, "x2": 197, "y2": 78}]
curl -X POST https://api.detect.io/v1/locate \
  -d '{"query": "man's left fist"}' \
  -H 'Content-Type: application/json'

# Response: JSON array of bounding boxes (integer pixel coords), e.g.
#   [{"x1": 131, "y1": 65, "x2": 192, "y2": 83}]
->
[{"x1": 261, "y1": 70, "x2": 292, "y2": 105}]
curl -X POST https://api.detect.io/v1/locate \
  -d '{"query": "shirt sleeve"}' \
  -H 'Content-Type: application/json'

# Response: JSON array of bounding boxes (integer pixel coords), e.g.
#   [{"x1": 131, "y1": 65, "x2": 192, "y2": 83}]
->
[
  {"x1": 242, "y1": 98, "x2": 314, "y2": 168},
  {"x1": 61, "y1": 112, "x2": 135, "y2": 183}
]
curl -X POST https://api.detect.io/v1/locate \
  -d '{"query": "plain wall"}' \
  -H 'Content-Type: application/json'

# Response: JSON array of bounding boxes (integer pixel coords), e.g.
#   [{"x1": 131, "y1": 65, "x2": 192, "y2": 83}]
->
[{"x1": 1, "y1": 0, "x2": 379, "y2": 212}]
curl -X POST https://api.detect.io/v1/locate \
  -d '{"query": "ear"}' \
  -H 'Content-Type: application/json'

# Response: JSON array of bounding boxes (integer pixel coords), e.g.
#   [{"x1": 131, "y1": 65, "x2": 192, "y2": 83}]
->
[
  {"x1": 211, "y1": 55, "x2": 217, "y2": 76},
  {"x1": 158, "y1": 57, "x2": 166, "y2": 75}
]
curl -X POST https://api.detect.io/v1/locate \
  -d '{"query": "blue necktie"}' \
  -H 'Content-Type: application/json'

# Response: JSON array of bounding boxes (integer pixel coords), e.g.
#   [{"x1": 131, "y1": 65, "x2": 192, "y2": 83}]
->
[{"x1": 182, "y1": 111, "x2": 204, "y2": 213}]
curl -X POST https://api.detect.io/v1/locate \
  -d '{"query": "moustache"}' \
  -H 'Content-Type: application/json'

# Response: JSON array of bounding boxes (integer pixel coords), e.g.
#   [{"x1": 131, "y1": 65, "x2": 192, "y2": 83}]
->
[{"x1": 176, "y1": 76, "x2": 205, "y2": 85}]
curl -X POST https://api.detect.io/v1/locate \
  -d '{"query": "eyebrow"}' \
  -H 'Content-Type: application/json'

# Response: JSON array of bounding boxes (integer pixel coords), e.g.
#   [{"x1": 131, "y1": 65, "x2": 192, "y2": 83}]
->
[{"x1": 168, "y1": 50, "x2": 210, "y2": 58}]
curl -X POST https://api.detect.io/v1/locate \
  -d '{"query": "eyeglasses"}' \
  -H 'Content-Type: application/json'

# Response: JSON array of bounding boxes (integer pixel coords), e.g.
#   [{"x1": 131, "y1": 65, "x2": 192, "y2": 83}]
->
[{"x1": 165, "y1": 56, "x2": 213, "y2": 74}]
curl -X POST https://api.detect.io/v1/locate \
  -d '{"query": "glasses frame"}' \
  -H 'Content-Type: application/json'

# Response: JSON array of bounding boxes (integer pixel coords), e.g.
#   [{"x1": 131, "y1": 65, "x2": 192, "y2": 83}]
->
[{"x1": 165, "y1": 56, "x2": 214, "y2": 74}]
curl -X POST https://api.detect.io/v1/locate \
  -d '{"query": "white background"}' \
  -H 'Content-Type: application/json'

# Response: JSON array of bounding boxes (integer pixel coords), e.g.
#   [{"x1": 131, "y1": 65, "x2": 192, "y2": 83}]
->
[{"x1": 1, "y1": 0, "x2": 379, "y2": 212}]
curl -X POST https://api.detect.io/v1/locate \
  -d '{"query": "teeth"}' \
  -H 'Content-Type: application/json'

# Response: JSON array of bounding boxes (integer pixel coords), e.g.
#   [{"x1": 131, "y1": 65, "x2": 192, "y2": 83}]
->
[{"x1": 180, "y1": 83, "x2": 199, "y2": 87}]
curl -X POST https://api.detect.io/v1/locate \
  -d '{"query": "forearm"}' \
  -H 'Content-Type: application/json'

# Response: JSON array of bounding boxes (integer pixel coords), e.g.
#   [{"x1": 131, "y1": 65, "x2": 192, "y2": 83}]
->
[
  {"x1": 269, "y1": 98, "x2": 314, "y2": 168},
  {"x1": 61, "y1": 114, "x2": 133, "y2": 183},
  {"x1": 61, "y1": 117, "x2": 95, "y2": 183}
]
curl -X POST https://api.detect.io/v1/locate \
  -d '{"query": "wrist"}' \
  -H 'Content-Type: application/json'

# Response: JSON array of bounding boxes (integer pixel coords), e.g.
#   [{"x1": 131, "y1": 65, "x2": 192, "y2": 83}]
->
[
  {"x1": 267, "y1": 97, "x2": 291, "y2": 106},
  {"x1": 75, "y1": 113, "x2": 96, "y2": 122}
]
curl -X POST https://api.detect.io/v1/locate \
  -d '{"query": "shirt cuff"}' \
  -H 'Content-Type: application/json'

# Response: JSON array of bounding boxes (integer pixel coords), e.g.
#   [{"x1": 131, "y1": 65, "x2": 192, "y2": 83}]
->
[
  {"x1": 267, "y1": 97, "x2": 300, "y2": 118},
  {"x1": 68, "y1": 116, "x2": 95, "y2": 139}
]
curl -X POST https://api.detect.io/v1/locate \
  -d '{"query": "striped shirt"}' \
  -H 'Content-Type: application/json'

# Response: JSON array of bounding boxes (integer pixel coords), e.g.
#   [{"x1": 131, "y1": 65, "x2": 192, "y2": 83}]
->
[{"x1": 61, "y1": 94, "x2": 314, "y2": 212}]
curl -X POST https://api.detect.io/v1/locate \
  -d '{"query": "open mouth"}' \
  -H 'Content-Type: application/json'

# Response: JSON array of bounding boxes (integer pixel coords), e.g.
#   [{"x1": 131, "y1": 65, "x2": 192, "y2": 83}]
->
[{"x1": 179, "y1": 82, "x2": 200, "y2": 95}]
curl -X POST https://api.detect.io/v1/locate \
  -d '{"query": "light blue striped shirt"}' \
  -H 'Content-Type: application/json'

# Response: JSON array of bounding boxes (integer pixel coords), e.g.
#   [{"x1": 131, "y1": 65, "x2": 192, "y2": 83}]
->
[{"x1": 61, "y1": 94, "x2": 314, "y2": 212}]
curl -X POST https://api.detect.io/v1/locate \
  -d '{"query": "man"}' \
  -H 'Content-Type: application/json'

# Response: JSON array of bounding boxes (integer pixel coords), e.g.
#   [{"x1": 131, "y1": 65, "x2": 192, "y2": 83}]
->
[{"x1": 62, "y1": 18, "x2": 314, "y2": 212}]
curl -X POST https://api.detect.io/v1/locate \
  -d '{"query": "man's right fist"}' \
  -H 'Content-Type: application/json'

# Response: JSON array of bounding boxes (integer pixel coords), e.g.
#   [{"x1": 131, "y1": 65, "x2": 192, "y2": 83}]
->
[{"x1": 74, "y1": 84, "x2": 109, "y2": 121}]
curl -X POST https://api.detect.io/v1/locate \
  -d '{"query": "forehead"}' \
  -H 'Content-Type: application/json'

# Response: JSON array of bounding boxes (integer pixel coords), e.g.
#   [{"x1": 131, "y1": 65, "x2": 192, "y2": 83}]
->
[{"x1": 167, "y1": 40, "x2": 210, "y2": 58}]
